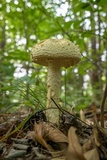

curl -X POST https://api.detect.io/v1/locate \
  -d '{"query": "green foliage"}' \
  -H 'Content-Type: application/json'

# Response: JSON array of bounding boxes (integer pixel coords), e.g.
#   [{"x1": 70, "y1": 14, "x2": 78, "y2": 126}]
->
[{"x1": 0, "y1": 0, "x2": 107, "y2": 112}]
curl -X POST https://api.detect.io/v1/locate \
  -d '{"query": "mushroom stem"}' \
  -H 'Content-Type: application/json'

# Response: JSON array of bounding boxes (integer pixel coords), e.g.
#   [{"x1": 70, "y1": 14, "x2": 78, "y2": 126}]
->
[{"x1": 46, "y1": 60, "x2": 61, "y2": 108}]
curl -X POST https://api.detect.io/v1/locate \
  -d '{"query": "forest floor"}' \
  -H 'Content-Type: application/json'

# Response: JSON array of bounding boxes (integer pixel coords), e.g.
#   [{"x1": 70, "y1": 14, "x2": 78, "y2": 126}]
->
[{"x1": 0, "y1": 101, "x2": 107, "y2": 160}]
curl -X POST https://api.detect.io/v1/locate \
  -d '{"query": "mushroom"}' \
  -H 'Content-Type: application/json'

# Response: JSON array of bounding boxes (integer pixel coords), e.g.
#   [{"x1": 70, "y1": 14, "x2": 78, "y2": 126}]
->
[{"x1": 31, "y1": 39, "x2": 81, "y2": 110}]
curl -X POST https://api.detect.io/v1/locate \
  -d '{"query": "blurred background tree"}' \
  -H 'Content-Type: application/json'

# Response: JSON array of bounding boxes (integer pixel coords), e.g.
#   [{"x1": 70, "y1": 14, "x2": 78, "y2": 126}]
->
[{"x1": 0, "y1": 0, "x2": 107, "y2": 112}]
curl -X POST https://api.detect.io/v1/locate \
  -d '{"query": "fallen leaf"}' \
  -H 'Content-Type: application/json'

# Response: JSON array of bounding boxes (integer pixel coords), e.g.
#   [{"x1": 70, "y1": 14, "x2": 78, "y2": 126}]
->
[
  {"x1": 82, "y1": 136, "x2": 94, "y2": 153},
  {"x1": 26, "y1": 131, "x2": 35, "y2": 140},
  {"x1": 33, "y1": 122, "x2": 68, "y2": 157},
  {"x1": 84, "y1": 148, "x2": 99, "y2": 160},
  {"x1": 43, "y1": 123, "x2": 68, "y2": 144},
  {"x1": 66, "y1": 127, "x2": 86, "y2": 160},
  {"x1": 93, "y1": 127, "x2": 100, "y2": 147},
  {"x1": 34, "y1": 122, "x2": 53, "y2": 152},
  {"x1": 80, "y1": 109, "x2": 86, "y2": 122}
]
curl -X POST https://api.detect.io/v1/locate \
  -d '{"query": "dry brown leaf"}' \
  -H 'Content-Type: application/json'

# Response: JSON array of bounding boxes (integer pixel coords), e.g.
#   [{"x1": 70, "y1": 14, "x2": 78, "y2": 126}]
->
[
  {"x1": 26, "y1": 131, "x2": 35, "y2": 140},
  {"x1": 34, "y1": 122, "x2": 54, "y2": 152},
  {"x1": 51, "y1": 157, "x2": 65, "y2": 160},
  {"x1": 42, "y1": 122, "x2": 68, "y2": 144},
  {"x1": 42, "y1": 122, "x2": 68, "y2": 156},
  {"x1": 93, "y1": 127, "x2": 100, "y2": 147},
  {"x1": 84, "y1": 148, "x2": 99, "y2": 160},
  {"x1": 50, "y1": 149, "x2": 67, "y2": 158},
  {"x1": 82, "y1": 136, "x2": 94, "y2": 153},
  {"x1": 66, "y1": 127, "x2": 86, "y2": 160},
  {"x1": 33, "y1": 121, "x2": 68, "y2": 157},
  {"x1": 93, "y1": 122, "x2": 107, "y2": 146},
  {"x1": 80, "y1": 109, "x2": 86, "y2": 122}
]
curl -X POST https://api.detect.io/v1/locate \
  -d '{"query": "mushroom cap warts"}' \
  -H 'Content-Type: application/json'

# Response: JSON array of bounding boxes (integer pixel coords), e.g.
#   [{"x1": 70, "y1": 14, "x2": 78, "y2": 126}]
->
[{"x1": 31, "y1": 39, "x2": 81, "y2": 68}]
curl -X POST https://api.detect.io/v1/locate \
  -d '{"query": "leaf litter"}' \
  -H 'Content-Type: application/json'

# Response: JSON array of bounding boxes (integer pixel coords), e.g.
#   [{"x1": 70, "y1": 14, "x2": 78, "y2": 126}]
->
[{"x1": 0, "y1": 101, "x2": 107, "y2": 159}]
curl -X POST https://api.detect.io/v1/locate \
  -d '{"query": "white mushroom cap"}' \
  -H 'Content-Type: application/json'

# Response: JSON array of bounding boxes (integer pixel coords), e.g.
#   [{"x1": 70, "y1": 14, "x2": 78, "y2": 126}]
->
[{"x1": 31, "y1": 39, "x2": 81, "y2": 68}]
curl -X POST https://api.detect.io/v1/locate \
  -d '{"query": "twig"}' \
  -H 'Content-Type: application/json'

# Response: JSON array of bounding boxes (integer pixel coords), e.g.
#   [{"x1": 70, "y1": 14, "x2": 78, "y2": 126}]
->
[
  {"x1": 51, "y1": 98, "x2": 92, "y2": 128},
  {"x1": 100, "y1": 82, "x2": 107, "y2": 128},
  {"x1": 51, "y1": 98, "x2": 65, "y2": 114}
]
